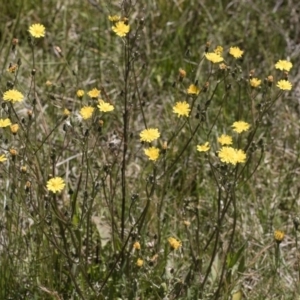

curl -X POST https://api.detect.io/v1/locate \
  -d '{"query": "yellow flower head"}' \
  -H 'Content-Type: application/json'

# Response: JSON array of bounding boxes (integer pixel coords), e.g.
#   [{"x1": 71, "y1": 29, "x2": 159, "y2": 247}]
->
[
  {"x1": 112, "y1": 21, "x2": 130, "y2": 37},
  {"x1": 274, "y1": 230, "x2": 284, "y2": 243},
  {"x1": 218, "y1": 147, "x2": 246, "y2": 165},
  {"x1": 10, "y1": 124, "x2": 19, "y2": 134},
  {"x1": 187, "y1": 84, "x2": 200, "y2": 95},
  {"x1": 87, "y1": 88, "x2": 100, "y2": 98},
  {"x1": 214, "y1": 45, "x2": 223, "y2": 55},
  {"x1": 140, "y1": 128, "x2": 160, "y2": 143},
  {"x1": 46, "y1": 177, "x2": 65, "y2": 194},
  {"x1": 133, "y1": 241, "x2": 141, "y2": 250},
  {"x1": 80, "y1": 106, "x2": 95, "y2": 120},
  {"x1": 276, "y1": 80, "x2": 292, "y2": 91},
  {"x1": 3, "y1": 89, "x2": 24, "y2": 103},
  {"x1": 229, "y1": 47, "x2": 244, "y2": 59},
  {"x1": 0, "y1": 154, "x2": 7, "y2": 163},
  {"x1": 205, "y1": 52, "x2": 224, "y2": 63},
  {"x1": 76, "y1": 89, "x2": 85, "y2": 98},
  {"x1": 232, "y1": 121, "x2": 250, "y2": 133},
  {"x1": 168, "y1": 237, "x2": 182, "y2": 250},
  {"x1": 144, "y1": 147, "x2": 160, "y2": 161},
  {"x1": 0, "y1": 118, "x2": 12, "y2": 128},
  {"x1": 250, "y1": 78, "x2": 261, "y2": 88},
  {"x1": 98, "y1": 99, "x2": 114, "y2": 112},
  {"x1": 217, "y1": 134, "x2": 232, "y2": 145},
  {"x1": 108, "y1": 15, "x2": 121, "y2": 22},
  {"x1": 275, "y1": 60, "x2": 292, "y2": 72},
  {"x1": 28, "y1": 23, "x2": 46, "y2": 38},
  {"x1": 136, "y1": 258, "x2": 144, "y2": 267},
  {"x1": 173, "y1": 101, "x2": 190, "y2": 117},
  {"x1": 197, "y1": 142, "x2": 210, "y2": 152}
]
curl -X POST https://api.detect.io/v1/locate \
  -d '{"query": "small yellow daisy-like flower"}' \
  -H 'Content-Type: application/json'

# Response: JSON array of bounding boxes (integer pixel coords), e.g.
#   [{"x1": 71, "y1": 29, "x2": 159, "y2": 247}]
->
[
  {"x1": 173, "y1": 101, "x2": 190, "y2": 117},
  {"x1": 76, "y1": 89, "x2": 85, "y2": 98},
  {"x1": 187, "y1": 84, "x2": 200, "y2": 95},
  {"x1": 63, "y1": 108, "x2": 71, "y2": 117},
  {"x1": 235, "y1": 149, "x2": 247, "y2": 164},
  {"x1": 275, "y1": 60, "x2": 293, "y2": 72},
  {"x1": 87, "y1": 88, "x2": 100, "y2": 99},
  {"x1": 197, "y1": 142, "x2": 210, "y2": 152},
  {"x1": 3, "y1": 89, "x2": 24, "y2": 103},
  {"x1": 46, "y1": 177, "x2": 65, "y2": 194},
  {"x1": 98, "y1": 99, "x2": 114, "y2": 112},
  {"x1": 28, "y1": 23, "x2": 46, "y2": 38},
  {"x1": 214, "y1": 45, "x2": 223, "y2": 55},
  {"x1": 136, "y1": 258, "x2": 144, "y2": 267},
  {"x1": 168, "y1": 237, "x2": 182, "y2": 250},
  {"x1": 144, "y1": 147, "x2": 160, "y2": 161},
  {"x1": 218, "y1": 147, "x2": 246, "y2": 165},
  {"x1": 276, "y1": 80, "x2": 292, "y2": 91},
  {"x1": 250, "y1": 78, "x2": 261, "y2": 88},
  {"x1": 112, "y1": 21, "x2": 130, "y2": 37},
  {"x1": 218, "y1": 146, "x2": 237, "y2": 165},
  {"x1": 133, "y1": 242, "x2": 141, "y2": 250},
  {"x1": 0, "y1": 118, "x2": 12, "y2": 128},
  {"x1": 80, "y1": 106, "x2": 95, "y2": 120},
  {"x1": 140, "y1": 128, "x2": 160, "y2": 143},
  {"x1": 274, "y1": 230, "x2": 284, "y2": 243},
  {"x1": 205, "y1": 52, "x2": 224, "y2": 63},
  {"x1": 229, "y1": 47, "x2": 244, "y2": 59},
  {"x1": 232, "y1": 121, "x2": 250, "y2": 133},
  {"x1": 10, "y1": 124, "x2": 19, "y2": 134},
  {"x1": 218, "y1": 134, "x2": 232, "y2": 145},
  {"x1": 0, "y1": 154, "x2": 7, "y2": 162}
]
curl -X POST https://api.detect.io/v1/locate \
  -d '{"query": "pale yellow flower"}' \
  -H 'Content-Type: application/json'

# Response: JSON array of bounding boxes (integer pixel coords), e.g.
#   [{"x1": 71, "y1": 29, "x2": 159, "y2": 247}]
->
[
  {"x1": 3, "y1": 89, "x2": 24, "y2": 103},
  {"x1": 87, "y1": 88, "x2": 100, "y2": 98},
  {"x1": 144, "y1": 147, "x2": 160, "y2": 161},
  {"x1": 232, "y1": 121, "x2": 250, "y2": 133},
  {"x1": 250, "y1": 78, "x2": 261, "y2": 88},
  {"x1": 98, "y1": 100, "x2": 114, "y2": 112},
  {"x1": 205, "y1": 52, "x2": 224, "y2": 63},
  {"x1": 28, "y1": 23, "x2": 46, "y2": 38},
  {"x1": 187, "y1": 84, "x2": 200, "y2": 95},
  {"x1": 275, "y1": 60, "x2": 292, "y2": 72},
  {"x1": 46, "y1": 177, "x2": 65, "y2": 193},
  {"x1": 217, "y1": 134, "x2": 232, "y2": 145},
  {"x1": 140, "y1": 128, "x2": 160, "y2": 143},
  {"x1": 229, "y1": 47, "x2": 244, "y2": 58},
  {"x1": 173, "y1": 101, "x2": 190, "y2": 117},
  {"x1": 136, "y1": 258, "x2": 143, "y2": 267},
  {"x1": 168, "y1": 237, "x2": 182, "y2": 250},
  {"x1": 197, "y1": 142, "x2": 210, "y2": 152},
  {"x1": 80, "y1": 106, "x2": 95, "y2": 120},
  {"x1": 0, "y1": 118, "x2": 12, "y2": 128},
  {"x1": 276, "y1": 80, "x2": 292, "y2": 91},
  {"x1": 112, "y1": 21, "x2": 130, "y2": 37}
]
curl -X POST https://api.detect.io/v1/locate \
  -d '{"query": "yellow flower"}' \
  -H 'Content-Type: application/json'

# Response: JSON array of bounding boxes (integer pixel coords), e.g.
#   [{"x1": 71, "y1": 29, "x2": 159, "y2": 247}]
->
[
  {"x1": 229, "y1": 47, "x2": 244, "y2": 59},
  {"x1": 232, "y1": 121, "x2": 250, "y2": 133},
  {"x1": 108, "y1": 15, "x2": 121, "y2": 22},
  {"x1": 144, "y1": 147, "x2": 160, "y2": 161},
  {"x1": 3, "y1": 89, "x2": 24, "y2": 103},
  {"x1": 133, "y1": 242, "x2": 141, "y2": 250},
  {"x1": 173, "y1": 101, "x2": 190, "y2": 117},
  {"x1": 76, "y1": 89, "x2": 85, "y2": 98},
  {"x1": 275, "y1": 60, "x2": 292, "y2": 72},
  {"x1": 80, "y1": 106, "x2": 95, "y2": 120},
  {"x1": 63, "y1": 108, "x2": 71, "y2": 117},
  {"x1": 218, "y1": 147, "x2": 246, "y2": 165},
  {"x1": 140, "y1": 128, "x2": 160, "y2": 143},
  {"x1": 28, "y1": 23, "x2": 46, "y2": 38},
  {"x1": 274, "y1": 230, "x2": 284, "y2": 243},
  {"x1": 205, "y1": 52, "x2": 224, "y2": 63},
  {"x1": 98, "y1": 100, "x2": 114, "y2": 112},
  {"x1": 197, "y1": 142, "x2": 210, "y2": 152},
  {"x1": 136, "y1": 258, "x2": 143, "y2": 267},
  {"x1": 112, "y1": 21, "x2": 130, "y2": 37},
  {"x1": 87, "y1": 88, "x2": 100, "y2": 98},
  {"x1": 235, "y1": 149, "x2": 247, "y2": 163},
  {"x1": 214, "y1": 45, "x2": 223, "y2": 55},
  {"x1": 250, "y1": 78, "x2": 261, "y2": 88},
  {"x1": 276, "y1": 80, "x2": 292, "y2": 91},
  {"x1": 0, "y1": 154, "x2": 7, "y2": 163},
  {"x1": 46, "y1": 177, "x2": 65, "y2": 194},
  {"x1": 10, "y1": 124, "x2": 19, "y2": 134},
  {"x1": 187, "y1": 84, "x2": 200, "y2": 95},
  {"x1": 168, "y1": 237, "x2": 182, "y2": 250},
  {"x1": 218, "y1": 134, "x2": 232, "y2": 145},
  {"x1": 0, "y1": 118, "x2": 12, "y2": 128}
]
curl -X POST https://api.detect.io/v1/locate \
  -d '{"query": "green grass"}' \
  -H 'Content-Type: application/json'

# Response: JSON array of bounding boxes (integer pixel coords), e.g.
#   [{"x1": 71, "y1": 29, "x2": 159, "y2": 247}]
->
[{"x1": 0, "y1": 0, "x2": 300, "y2": 299}]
